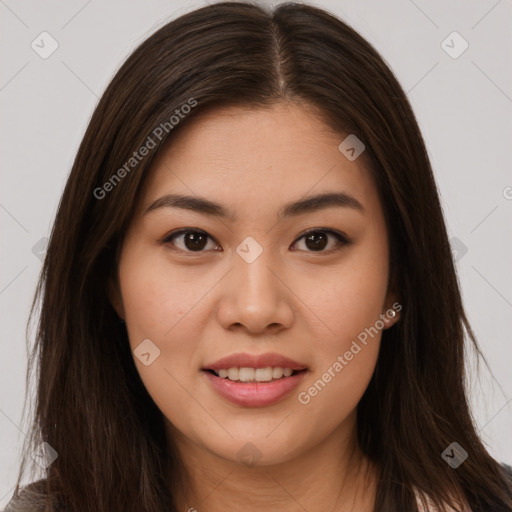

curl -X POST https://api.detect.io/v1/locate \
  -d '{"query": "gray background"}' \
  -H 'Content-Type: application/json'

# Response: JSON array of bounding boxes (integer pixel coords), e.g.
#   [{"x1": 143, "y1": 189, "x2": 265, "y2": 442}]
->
[{"x1": 1, "y1": 0, "x2": 511, "y2": 506}]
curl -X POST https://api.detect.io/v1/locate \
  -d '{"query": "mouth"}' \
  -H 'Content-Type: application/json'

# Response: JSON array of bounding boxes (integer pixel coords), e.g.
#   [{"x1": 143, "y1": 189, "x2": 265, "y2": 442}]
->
[
  {"x1": 201, "y1": 366, "x2": 309, "y2": 407},
  {"x1": 201, "y1": 352, "x2": 309, "y2": 407}
]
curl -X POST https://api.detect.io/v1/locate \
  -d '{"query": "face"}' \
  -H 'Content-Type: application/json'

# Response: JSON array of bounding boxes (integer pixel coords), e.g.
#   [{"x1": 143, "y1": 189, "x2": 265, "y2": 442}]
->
[{"x1": 111, "y1": 101, "x2": 399, "y2": 469}]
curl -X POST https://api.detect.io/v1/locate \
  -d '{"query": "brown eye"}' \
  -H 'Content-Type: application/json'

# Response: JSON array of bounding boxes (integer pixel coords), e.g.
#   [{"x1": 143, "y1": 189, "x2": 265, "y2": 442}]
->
[
  {"x1": 163, "y1": 229, "x2": 219, "y2": 252},
  {"x1": 292, "y1": 229, "x2": 349, "y2": 253}
]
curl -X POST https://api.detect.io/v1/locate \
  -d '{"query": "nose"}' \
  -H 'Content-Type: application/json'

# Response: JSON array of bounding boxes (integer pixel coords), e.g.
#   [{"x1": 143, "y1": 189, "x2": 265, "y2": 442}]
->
[{"x1": 216, "y1": 248, "x2": 294, "y2": 335}]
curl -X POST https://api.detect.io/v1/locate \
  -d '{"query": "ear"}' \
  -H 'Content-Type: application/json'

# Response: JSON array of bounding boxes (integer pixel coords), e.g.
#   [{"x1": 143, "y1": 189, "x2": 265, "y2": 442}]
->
[
  {"x1": 107, "y1": 271, "x2": 125, "y2": 321},
  {"x1": 382, "y1": 271, "x2": 401, "y2": 329}
]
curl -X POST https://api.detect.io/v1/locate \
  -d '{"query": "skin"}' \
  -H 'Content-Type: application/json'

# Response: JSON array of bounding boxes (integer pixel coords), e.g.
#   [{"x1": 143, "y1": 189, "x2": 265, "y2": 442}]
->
[{"x1": 110, "y1": 101, "x2": 401, "y2": 511}]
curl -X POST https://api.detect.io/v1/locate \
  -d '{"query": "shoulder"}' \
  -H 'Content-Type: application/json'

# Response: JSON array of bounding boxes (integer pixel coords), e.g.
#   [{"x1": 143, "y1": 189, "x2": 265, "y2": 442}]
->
[
  {"x1": 3, "y1": 479, "x2": 57, "y2": 512},
  {"x1": 502, "y1": 462, "x2": 512, "y2": 477},
  {"x1": 415, "y1": 462, "x2": 512, "y2": 512}
]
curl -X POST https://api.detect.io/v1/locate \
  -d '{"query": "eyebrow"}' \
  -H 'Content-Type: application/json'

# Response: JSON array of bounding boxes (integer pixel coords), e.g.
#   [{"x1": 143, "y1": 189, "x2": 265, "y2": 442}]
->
[{"x1": 144, "y1": 191, "x2": 365, "y2": 221}]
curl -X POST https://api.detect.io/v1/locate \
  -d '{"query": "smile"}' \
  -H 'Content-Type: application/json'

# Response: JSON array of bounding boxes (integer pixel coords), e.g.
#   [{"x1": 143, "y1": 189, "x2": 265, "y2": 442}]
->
[
  {"x1": 208, "y1": 366, "x2": 298, "y2": 382},
  {"x1": 202, "y1": 368, "x2": 308, "y2": 407}
]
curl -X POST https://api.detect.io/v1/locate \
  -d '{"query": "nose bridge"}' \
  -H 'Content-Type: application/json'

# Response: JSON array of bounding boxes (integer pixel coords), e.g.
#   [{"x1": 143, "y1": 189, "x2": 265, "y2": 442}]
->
[
  {"x1": 233, "y1": 241, "x2": 279, "y2": 308},
  {"x1": 217, "y1": 237, "x2": 293, "y2": 332}
]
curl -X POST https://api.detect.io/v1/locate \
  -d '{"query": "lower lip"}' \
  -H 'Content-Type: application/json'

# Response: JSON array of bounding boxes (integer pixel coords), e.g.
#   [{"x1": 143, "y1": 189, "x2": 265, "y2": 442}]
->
[{"x1": 202, "y1": 370, "x2": 308, "y2": 407}]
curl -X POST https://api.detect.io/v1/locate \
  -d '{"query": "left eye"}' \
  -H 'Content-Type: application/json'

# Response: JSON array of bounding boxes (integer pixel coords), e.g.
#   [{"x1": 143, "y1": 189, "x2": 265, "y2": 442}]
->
[
  {"x1": 162, "y1": 229, "x2": 348, "y2": 253},
  {"x1": 291, "y1": 229, "x2": 348, "y2": 252}
]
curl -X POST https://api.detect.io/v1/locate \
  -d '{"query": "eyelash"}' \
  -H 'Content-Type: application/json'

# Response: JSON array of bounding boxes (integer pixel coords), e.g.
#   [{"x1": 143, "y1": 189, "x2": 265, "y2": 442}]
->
[{"x1": 161, "y1": 228, "x2": 350, "y2": 255}]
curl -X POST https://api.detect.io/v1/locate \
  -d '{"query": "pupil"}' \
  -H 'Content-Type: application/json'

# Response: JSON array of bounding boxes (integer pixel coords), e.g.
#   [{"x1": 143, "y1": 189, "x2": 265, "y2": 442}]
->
[
  {"x1": 305, "y1": 232, "x2": 327, "y2": 251},
  {"x1": 185, "y1": 232, "x2": 207, "y2": 251}
]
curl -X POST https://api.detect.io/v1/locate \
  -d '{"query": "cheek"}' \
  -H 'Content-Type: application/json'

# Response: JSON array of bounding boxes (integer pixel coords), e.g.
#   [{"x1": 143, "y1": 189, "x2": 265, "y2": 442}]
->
[
  {"x1": 294, "y1": 286, "x2": 384, "y2": 433},
  {"x1": 296, "y1": 231, "x2": 388, "y2": 406},
  {"x1": 307, "y1": 234, "x2": 389, "y2": 354},
  {"x1": 117, "y1": 248, "x2": 204, "y2": 406},
  {"x1": 117, "y1": 251, "x2": 204, "y2": 424},
  {"x1": 118, "y1": 248, "x2": 198, "y2": 342},
  {"x1": 294, "y1": 339, "x2": 379, "y2": 446}
]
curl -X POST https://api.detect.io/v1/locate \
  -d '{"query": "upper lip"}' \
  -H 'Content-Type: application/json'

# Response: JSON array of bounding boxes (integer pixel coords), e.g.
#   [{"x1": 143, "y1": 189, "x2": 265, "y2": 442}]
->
[{"x1": 203, "y1": 352, "x2": 308, "y2": 371}]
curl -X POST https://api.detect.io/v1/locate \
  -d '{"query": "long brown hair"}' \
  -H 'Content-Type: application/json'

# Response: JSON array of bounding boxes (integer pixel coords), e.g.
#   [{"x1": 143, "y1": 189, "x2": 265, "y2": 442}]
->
[{"x1": 10, "y1": 1, "x2": 512, "y2": 511}]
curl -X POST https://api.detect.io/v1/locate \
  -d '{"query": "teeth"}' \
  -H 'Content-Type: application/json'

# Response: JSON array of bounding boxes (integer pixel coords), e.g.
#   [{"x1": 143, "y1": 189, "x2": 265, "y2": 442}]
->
[
  {"x1": 255, "y1": 368, "x2": 272, "y2": 381},
  {"x1": 213, "y1": 366, "x2": 296, "y2": 382},
  {"x1": 227, "y1": 368, "x2": 238, "y2": 380},
  {"x1": 239, "y1": 367, "x2": 255, "y2": 382}
]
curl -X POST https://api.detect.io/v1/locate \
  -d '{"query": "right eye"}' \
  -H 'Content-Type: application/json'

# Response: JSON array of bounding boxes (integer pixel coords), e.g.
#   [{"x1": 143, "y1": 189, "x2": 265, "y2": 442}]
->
[{"x1": 162, "y1": 229, "x2": 221, "y2": 253}]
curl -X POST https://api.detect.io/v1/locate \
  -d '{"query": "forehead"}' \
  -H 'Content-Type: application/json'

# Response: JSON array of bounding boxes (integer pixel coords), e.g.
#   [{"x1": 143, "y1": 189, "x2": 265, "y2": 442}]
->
[{"x1": 140, "y1": 102, "x2": 380, "y2": 220}]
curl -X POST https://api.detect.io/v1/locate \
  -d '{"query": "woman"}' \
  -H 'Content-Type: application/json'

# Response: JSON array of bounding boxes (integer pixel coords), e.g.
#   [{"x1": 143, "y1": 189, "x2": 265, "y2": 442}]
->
[{"x1": 5, "y1": 1, "x2": 512, "y2": 511}]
